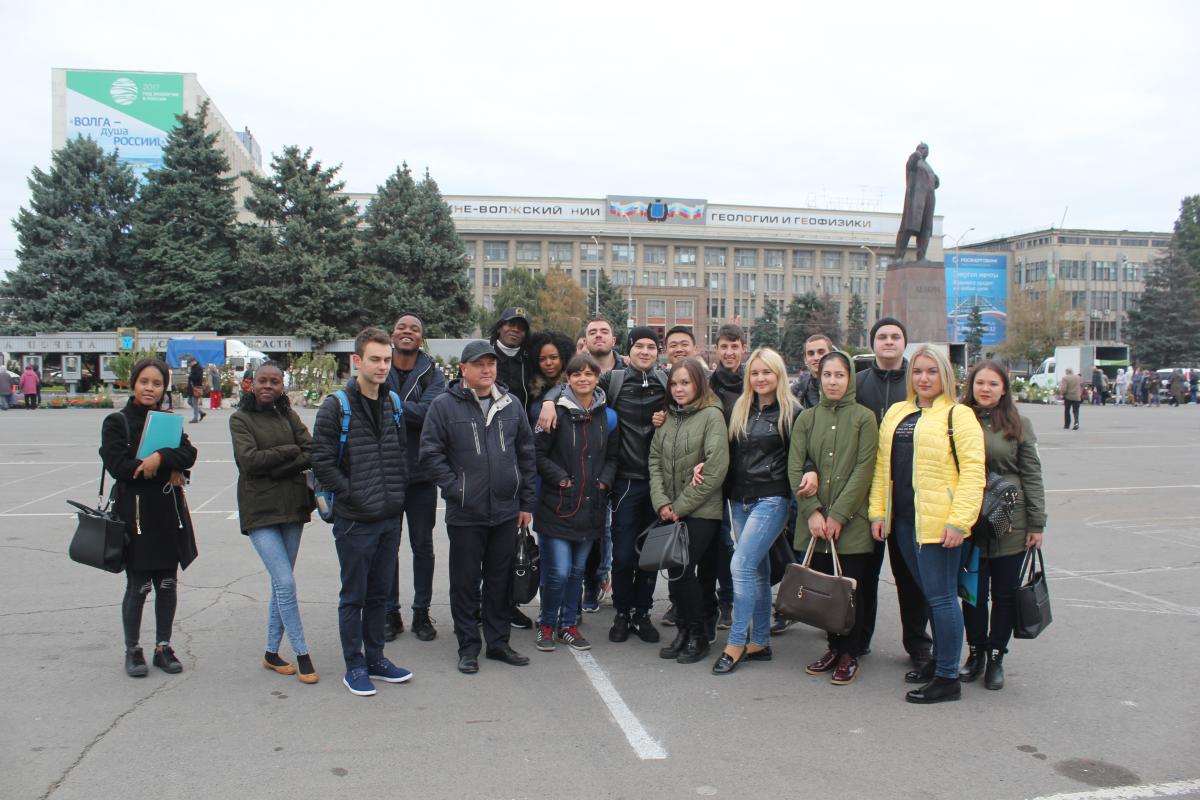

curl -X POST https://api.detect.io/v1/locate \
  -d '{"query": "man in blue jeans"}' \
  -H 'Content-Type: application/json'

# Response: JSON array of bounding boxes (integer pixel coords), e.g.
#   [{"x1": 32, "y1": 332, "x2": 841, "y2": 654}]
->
[{"x1": 312, "y1": 327, "x2": 413, "y2": 697}]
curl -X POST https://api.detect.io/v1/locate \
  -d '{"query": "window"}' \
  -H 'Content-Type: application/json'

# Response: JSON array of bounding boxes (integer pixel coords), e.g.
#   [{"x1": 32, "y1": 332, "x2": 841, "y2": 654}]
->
[
  {"x1": 467, "y1": 267, "x2": 476, "y2": 284},
  {"x1": 709, "y1": 297, "x2": 727, "y2": 319},
  {"x1": 764, "y1": 249, "x2": 785, "y2": 268},
  {"x1": 1123, "y1": 292, "x2": 1141, "y2": 310},
  {"x1": 735, "y1": 272, "x2": 757, "y2": 293},
  {"x1": 483, "y1": 267, "x2": 506, "y2": 287},
  {"x1": 849, "y1": 252, "x2": 868, "y2": 271},
  {"x1": 548, "y1": 242, "x2": 573, "y2": 263},
  {"x1": 706, "y1": 272, "x2": 727, "y2": 290},
  {"x1": 484, "y1": 241, "x2": 508, "y2": 262},
  {"x1": 642, "y1": 270, "x2": 668, "y2": 287},
  {"x1": 705, "y1": 247, "x2": 727, "y2": 266},
  {"x1": 877, "y1": 256, "x2": 890, "y2": 271},
  {"x1": 822, "y1": 251, "x2": 842, "y2": 271},
  {"x1": 1059, "y1": 260, "x2": 1086, "y2": 280},
  {"x1": 733, "y1": 298, "x2": 757, "y2": 318},
  {"x1": 612, "y1": 269, "x2": 635, "y2": 286},
  {"x1": 675, "y1": 246, "x2": 697, "y2": 265},
  {"x1": 764, "y1": 273, "x2": 783, "y2": 293},
  {"x1": 462, "y1": 241, "x2": 476, "y2": 261},
  {"x1": 1151, "y1": 239, "x2": 1171, "y2": 248},
  {"x1": 1092, "y1": 261, "x2": 1117, "y2": 281},
  {"x1": 875, "y1": 278, "x2": 883, "y2": 295},
  {"x1": 1058, "y1": 235, "x2": 1087, "y2": 245},
  {"x1": 793, "y1": 274, "x2": 814, "y2": 294},
  {"x1": 675, "y1": 300, "x2": 694, "y2": 320},
  {"x1": 673, "y1": 271, "x2": 696, "y2": 287},
  {"x1": 646, "y1": 299, "x2": 666, "y2": 318},
  {"x1": 627, "y1": 297, "x2": 637, "y2": 320},
  {"x1": 516, "y1": 242, "x2": 541, "y2": 262},
  {"x1": 1070, "y1": 291, "x2": 1086, "y2": 309},
  {"x1": 643, "y1": 245, "x2": 667, "y2": 265},
  {"x1": 581, "y1": 243, "x2": 603, "y2": 262},
  {"x1": 1123, "y1": 262, "x2": 1143, "y2": 282},
  {"x1": 578, "y1": 268, "x2": 599, "y2": 290},
  {"x1": 735, "y1": 248, "x2": 757, "y2": 267},
  {"x1": 792, "y1": 250, "x2": 813, "y2": 270},
  {"x1": 1088, "y1": 237, "x2": 1118, "y2": 246},
  {"x1": 612, "y1": 244, "x2": 634, "y2": 264}
]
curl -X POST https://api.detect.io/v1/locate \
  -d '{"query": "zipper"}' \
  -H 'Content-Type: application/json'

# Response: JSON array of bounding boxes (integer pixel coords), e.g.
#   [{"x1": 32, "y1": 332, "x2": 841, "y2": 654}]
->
[
  {"x1": 460, "y1": 470, "x2": 466, "y2": 507},
  {"x1": 471, "y1": 421, "x2": 481, "y2": 455},
  {"x1": 912, "y1": 405, "x2": 923, "y2": 551},
  {"x1": 499, "y1": 419, "x2": 506, "y2": 452},
  {"x1": 512, "y1": 464, "x2": 520, "y2": 498}
]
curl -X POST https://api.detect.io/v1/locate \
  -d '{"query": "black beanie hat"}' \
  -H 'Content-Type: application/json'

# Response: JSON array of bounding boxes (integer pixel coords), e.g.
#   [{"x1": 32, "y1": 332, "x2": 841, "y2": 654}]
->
[
  {"x1": 627, "y1": 326, "x2": 661, "y2": 351},
  {"x1": 869, "y1": 317, "x2": 908, "y2": 345}
]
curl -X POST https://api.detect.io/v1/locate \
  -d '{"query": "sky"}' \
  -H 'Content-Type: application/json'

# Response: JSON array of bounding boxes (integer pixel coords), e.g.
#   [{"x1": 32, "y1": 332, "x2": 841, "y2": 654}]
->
[{"x1": 2, "y1": 0, "x2": 1198, "y2": 276}]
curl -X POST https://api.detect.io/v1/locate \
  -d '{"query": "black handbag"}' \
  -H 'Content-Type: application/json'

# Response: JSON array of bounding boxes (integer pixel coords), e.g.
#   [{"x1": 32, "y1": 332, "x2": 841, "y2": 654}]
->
[
  {"x1": 768, "y1": 530, "x2": 797, "y2": 586},
  {"x1": 774, "y1": 537, "x2": 857, "y2": 635},
  {"x1": 67, "y1": 466, "x2": 127, "y2": 574},
  {"x1": 511, "y1": 526, "x2": 540, "y2": 605},
  {"x1": 1013, "y1": 547, "x2": 1052, "y2": 639},
  {"x1": 636, "y1": 519, "x2": 689, "y2": 577}
]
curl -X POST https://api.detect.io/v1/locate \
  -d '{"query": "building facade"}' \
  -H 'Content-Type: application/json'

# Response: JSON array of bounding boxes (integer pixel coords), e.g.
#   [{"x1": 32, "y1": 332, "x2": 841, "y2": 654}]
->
[
  {"x1": 964, "y1": 228, "x2": 1171, "y2": 343},
  {"x1": 345, "y1": 193, "x2": 943, "y2": 347}
]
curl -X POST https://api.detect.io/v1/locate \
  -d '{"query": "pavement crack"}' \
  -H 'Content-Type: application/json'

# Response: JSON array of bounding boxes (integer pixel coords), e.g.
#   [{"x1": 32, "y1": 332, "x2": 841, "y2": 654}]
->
[{"x1": 0, "y1": 603, "x2": 120, "y2": 618}]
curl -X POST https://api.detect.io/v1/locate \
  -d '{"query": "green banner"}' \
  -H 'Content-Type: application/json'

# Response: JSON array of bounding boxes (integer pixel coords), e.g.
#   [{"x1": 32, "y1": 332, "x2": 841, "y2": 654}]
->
[{"x1": 66, "y1": 71, "x2": 183, "y2": 131}]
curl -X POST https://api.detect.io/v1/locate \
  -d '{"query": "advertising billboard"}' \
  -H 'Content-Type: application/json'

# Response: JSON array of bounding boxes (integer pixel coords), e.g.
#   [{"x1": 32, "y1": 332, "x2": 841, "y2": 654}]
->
[
  {"x1": 64, "y1": 70, "x2": 184, "y2": 180},
  {"x1": 944, "y1": 254, "x2": 1007, "y2": 345}
]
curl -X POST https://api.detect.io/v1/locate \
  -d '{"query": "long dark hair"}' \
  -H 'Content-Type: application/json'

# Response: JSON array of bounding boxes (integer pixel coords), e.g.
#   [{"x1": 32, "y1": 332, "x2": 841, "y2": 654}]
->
[{"x1": 962, "y1": 359, "x2": 1023, "y2": 441}]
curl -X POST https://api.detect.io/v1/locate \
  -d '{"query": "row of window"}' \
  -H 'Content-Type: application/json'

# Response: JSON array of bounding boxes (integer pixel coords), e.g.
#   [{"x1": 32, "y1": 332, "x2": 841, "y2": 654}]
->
[
  {"x1": 471, "y1": 266, "x2": 881, "y2": 296},
  {"x1": 1068, "y1": 291, "x2": 1142, "y2": 312},
  {"x1": 465, "y1": 240, "x2": 882, "y2": 271},
  {"x1": 1032, "y1": 235, "x2": 1169, "y2": 248},
  {"x1": 1024, "y1": 260, "x2": 1146, "y2": 283}
]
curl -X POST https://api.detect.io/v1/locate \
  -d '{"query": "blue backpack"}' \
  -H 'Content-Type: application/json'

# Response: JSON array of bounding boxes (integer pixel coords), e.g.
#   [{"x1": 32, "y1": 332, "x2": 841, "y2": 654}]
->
[{"x1": 314, "y1": 389, "x2": 403, "y2": 522}]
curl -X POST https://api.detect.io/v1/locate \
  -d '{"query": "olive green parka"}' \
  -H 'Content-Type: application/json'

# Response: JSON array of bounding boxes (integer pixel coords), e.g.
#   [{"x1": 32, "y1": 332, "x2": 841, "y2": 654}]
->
[{"x1": 648, "y1": 396, "x2": 729, "y2": 520}]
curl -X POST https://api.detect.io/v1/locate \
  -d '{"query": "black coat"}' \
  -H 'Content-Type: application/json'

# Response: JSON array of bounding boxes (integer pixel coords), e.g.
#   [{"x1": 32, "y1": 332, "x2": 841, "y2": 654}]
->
[
  {"x1": 418, "y1": 380, "x2": 537, "y2": 527},
  {"x1": 495, "y1": 349, "x2": 530, "y2": 410},
  {"x1": 709, "y1": 365, "x2": 743, "y2": 422},
  {"x1": 385, "y1": 350, "x2": 446, "y2": 478},
  {"x1": 311, "y1": 379, "x2": 408, "y2": 523},
  {"x1": 600, "y1": 364, "x2": 668, "y2": 481},
  {"x1": 534, "y1": 390, "x2": 618, "y2": 541},
  {"x1": 99, "y1": 401, "x2": 198, "y2": 571},
  {"x1": 727, "y1": 398, "x2": 794, "y2": 503},
  {"x1": 855, "y1": 358, "x2": 908, "y2": 423}
]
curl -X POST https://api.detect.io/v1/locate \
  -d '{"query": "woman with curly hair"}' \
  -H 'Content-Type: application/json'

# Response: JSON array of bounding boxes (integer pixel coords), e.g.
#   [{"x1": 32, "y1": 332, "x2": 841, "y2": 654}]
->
[{"x1": 525, "y1": 330, "x2": 575, "y2": 417}]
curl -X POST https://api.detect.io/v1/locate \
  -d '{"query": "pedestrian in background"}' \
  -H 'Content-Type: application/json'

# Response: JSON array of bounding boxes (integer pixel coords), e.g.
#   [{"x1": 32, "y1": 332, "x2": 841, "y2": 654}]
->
[
  {"x1": 187, "y1": 358, "x2": 206, "y2": 423},
  {"x1": 19, "y1": 364, "x2": 40, "y2": 409},
  {"x1": 208, "y1": 364, "x2": 223, "y2": 411},
  {"x1": 0, "y1": 366, "x2": 13, "y2": 410},
  {"x1": 1059, "y1": 368, "x2": 1082, "y2": 429},
  {"x1": 230, "y1": 361, "x2": 319, "y2": 685}
]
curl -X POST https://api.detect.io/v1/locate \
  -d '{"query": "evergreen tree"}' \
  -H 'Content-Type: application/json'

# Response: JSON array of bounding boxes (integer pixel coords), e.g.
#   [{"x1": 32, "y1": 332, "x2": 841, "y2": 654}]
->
[
  {"x1": 1171, "y1": 195, "x2": 1200, "y2": 278},
  {"x1": 588, "y1": 270, "x2": 629, "y2": 348},
  {"x1": 750, "y1": 297, "x2": 782, "y2": 351},
  {"x1": 964, "y1": 304, "x2": 987, "y2": 361},
  {"x1": 480, "y1": 268, "x2": 545, "y2": 338},
  {"x1": 358, "y1": 164, "x2": 473, "y2": 337},
  {"x1": 2, "y1": 137, "x2": 138, "y2": 332},
  {"x1": 846, "y1": 294, "x2": 867, "y2": 348},
  {"x1": 130, "y1": 101, "x2": 241, "y2": 331},
  {"x1": 781, "y1": 293, "x2": 841, "y2": 367},
  {"x1": 236, "y1": 146, "x2": 361, "y2": 343},
  {"x1": 1126, "y1": 255, "x2": 1200, "y2": 367}
]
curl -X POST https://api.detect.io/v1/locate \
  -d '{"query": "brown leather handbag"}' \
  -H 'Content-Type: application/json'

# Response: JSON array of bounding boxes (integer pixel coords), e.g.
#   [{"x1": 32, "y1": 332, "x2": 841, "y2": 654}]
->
[{"x1": 774, "y1": 537, "x2": 857, "y2": 635}]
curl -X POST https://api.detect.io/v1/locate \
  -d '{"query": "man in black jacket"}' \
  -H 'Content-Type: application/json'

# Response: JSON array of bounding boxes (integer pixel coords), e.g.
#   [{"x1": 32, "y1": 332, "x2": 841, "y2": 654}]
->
[
  {"x1": 419, "y1": 341, "x2": 538, "y2": 674},
  {"x1": 312, "y1": 328, "x2": 412, "y2": 697},
  {"x1": 490, "y1": 307, "x2": 532, "y2": 409},
  {"x1": 854, "y1": 317, "x2": 932, "y2": 666},
  {"x1": 384, "y1": 314, "x2": 445, "y2": 643},
  {"x1": 790, "y1": 334, "x2": 834, "y2": 410}
]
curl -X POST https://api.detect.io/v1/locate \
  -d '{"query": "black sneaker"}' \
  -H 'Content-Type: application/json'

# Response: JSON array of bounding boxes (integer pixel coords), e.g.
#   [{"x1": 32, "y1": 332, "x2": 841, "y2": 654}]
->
[
  {"x1": 152, "y1": 644, "x2": 183, "y2": 674},
  {"x1": 717, "y1": 603, "x2": 733, "y2": 630},
  {"x1": 410, "y1": 609, "x2": 436, "y2": 642},
  {"x1": 535, "y1": 625, "x2": 556, "y2": 652},
  {"x1": 125, "y1": 647, "x2": 148, "y2": 678},
  {"x1": 661, "y1": 603, "x2": 677, "y2": 626},
  {"x1": 510, "y1": 606, "x2": 533, "y2": 630},
  {"x1": 609, "y1": 612, "x2": 631, "y2": 642},
  {"x1": 384, "y1": 610, "x2": 404, "y2": 642},
  {"x1": 770, "y1": 613, "x2": 794, "y2": 636},
  {"x1": 630, "y1": 612, "x2": 661, "y2": 643}
]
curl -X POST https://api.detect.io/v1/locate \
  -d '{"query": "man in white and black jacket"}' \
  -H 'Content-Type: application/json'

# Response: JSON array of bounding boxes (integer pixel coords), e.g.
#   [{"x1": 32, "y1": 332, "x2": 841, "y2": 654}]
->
[
  {"x1": 311, "y1": 327, "x2": 412, "y2": 697},
  {"x1": 419, "y1": 341, "x2": 538, "y2": 675}
]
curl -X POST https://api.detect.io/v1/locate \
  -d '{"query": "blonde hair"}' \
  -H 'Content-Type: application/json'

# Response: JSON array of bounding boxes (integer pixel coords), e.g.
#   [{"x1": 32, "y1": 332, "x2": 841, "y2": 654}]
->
[
  {"x1": 906, "y1": 343, "x2": 958, "y2": 404},
  {"x1": 728, "y1": 348, "x2": 800, "y2": 440}
]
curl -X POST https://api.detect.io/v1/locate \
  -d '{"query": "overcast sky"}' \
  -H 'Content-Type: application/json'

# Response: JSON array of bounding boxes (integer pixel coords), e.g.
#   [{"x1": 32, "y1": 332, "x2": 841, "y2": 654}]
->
[{"x1": 3, "y1": 0, "x2": 1198, "y2": 276}]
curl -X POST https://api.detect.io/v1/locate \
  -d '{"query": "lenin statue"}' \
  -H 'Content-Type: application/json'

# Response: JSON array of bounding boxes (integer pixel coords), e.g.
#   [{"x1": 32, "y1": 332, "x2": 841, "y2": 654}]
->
[{"x1": 893, "y1": 142, "x2": 939, "y2": 262}]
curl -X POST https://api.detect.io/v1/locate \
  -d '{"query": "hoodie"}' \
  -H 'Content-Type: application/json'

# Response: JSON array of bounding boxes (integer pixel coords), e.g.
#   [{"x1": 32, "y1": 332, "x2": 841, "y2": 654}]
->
[{"x1": 533, "y1": 387, "x2": 619, "y2": 541}]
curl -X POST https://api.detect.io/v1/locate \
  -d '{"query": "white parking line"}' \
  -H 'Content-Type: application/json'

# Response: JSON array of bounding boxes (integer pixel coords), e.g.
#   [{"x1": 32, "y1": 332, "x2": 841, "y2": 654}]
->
[
  {"x1": 3, "y1": 478, "x2": 99, "y2": 513},
  {"x1": 1053, "y1": 566, "x2": 1200, "y2": 617},
  {"x1": 1027, "y1": 777, "x2": 1200, "y2": 799},
  {"x1": 0, "y1": 463, "x2": 75, "y2": 487},
  {"x1": 568, "y1": 649, "x2": 667, "y2": 761},
  {"x1": 1045, "y1": 485, "x2": 1200, "y2": 493},
  {"x1": 191, "y1": 481, "x2": 236, "y2": 512}
]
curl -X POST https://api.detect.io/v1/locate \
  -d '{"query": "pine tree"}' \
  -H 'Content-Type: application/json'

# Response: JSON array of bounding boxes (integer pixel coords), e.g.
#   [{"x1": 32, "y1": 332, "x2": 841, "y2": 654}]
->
[
  {"x1": 781, "y1": 293, "x2": 841, "y2": 367},
  {"x1": 588, "y1": 270, "x2": 629, "y2": 348},
  {"x1": 2, "y1": 137, "x2": 138, "y2": 332},
  {"x1": 846, "y1": 294, "x2": 867, "y2": 348},
  {"x1": 482, "y1": 268, "x2": 545, "y2": 338},
  {"x1": 130, "y1": 101, "x2": 241, "y2": 331},
  {"x1": 236, "y1": 146, "x2": 361, "y2": 343},
  {"x1": 964, "y1": 304, "x2": 987, "y2": 361},
  {"x1": 750, "y1": 298, "x2": 782, "y2": 351},
  {"x1": 1126, "y1": 255, "x2": 1200, "y2": 367}
]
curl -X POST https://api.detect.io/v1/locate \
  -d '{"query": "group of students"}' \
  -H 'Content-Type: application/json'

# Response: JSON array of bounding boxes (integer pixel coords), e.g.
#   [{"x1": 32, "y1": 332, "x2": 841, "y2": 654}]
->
[{"x1": 100, "y1": 308, "x2": 1046, "y2": 704}]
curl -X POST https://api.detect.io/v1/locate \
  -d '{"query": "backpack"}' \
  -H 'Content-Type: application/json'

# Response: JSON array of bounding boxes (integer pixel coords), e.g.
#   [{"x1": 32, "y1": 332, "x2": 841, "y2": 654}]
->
[
  {"x1": 606, "y1": 365, "x2": 668, "y2": 404},
  {"x1": 313, "y1": 389, "x2": 403, "y2": 522}
]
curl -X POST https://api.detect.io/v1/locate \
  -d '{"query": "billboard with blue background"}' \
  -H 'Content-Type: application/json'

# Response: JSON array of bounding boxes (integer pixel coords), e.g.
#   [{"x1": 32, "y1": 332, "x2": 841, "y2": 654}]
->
[{"x1": 945, "y1": 254, "x2": 1007, "y2": 345}]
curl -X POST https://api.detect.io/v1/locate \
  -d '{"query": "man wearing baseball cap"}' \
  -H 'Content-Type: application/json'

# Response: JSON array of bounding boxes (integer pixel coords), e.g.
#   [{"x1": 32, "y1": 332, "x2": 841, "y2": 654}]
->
[
  {"x1": 419, "y1": 341, "x2": 538, "y2": 674},
  {"x1": 489, "y1": 307, "x2": 532, "y2": 410}
]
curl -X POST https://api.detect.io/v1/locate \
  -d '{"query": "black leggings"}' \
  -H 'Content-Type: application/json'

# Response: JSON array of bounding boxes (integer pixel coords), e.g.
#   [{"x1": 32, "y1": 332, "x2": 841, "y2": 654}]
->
[
  {"x1": 666, "y1": 517, "x2": 719, "y2": 628},
  {"x1": 962, "y1": 551, "x2": 1024, "y2": 653},
  {"x1": 123, "y1": 568, "x2": 178, "y2": 649}
]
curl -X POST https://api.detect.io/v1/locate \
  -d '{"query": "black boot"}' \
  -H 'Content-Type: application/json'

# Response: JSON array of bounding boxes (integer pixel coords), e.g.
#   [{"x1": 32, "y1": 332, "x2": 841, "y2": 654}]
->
[
  {"x1": 411, "y1": 609, "x2": 437, "y2": 642},
  {"x1": 905, "y1": 676, "x2": 962, "y2": 704},
  {"x1": 959, "y1": 646, "x2": 985, "y2": 683},
  {"x1": 658, "y1": 627, "x2": 688, "y2": 660},
  {"x1": 384, "y1": 610, "x2": 403, "y2": 642},
  {"x1": 984, "y1": 649, "x2": 1005, "y2": 690},
  {"x1": 677, "y1": 625, "x2": 710, "y2": 665},
  {"x1": 608, "y1": 611, "x2": 631, "y2": 643}
]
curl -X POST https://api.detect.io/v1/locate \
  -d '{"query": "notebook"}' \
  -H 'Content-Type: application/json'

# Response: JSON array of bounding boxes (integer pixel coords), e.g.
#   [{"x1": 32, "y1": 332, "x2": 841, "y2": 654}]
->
[{"x1": 136, "y1": 411, "x2": 184, "y2": 460}]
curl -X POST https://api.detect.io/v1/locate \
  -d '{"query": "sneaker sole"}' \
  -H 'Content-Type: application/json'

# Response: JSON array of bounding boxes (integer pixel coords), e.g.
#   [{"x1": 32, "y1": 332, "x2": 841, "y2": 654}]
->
[
  {"x1": 558, "y1": 640, "x2": 592, "y2": 651},
  {"x1": 831, "y1": 672, "x2": 859, "y2": 685},
  {"x1": 535, "y1": 643, "x2": 556, "y2": 652},
  {"x1": 368, "y1": 672, "x2": 413, "y2": 684},
  {"x1": 262, "y1": 659, "x2": 297, "y2": 675},
  {"x1": 343, "y1": 678, "x2": 377, "y2": 696}
]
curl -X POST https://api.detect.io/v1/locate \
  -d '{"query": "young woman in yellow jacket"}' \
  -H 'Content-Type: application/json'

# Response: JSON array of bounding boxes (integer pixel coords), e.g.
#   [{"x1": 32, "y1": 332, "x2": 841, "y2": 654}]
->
[{"x1": 869, "y1": 344, "x2": 986, "y2": 704}]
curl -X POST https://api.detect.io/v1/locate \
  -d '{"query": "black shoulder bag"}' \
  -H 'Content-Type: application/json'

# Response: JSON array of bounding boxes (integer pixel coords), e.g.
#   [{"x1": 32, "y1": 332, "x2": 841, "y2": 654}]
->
[
  {"x1": 67, "y1": 413, "x2": 130, "y2": 573},
  {"x1": 948, "y1": 407, "x2": 1019, "y2": 541}
]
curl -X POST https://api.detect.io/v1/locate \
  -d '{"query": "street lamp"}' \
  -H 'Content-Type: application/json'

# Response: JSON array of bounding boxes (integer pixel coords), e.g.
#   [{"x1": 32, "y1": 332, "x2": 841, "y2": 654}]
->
[
  {"x1": 950, "y1": 227, "x2": 975, "y2": 343},
  {"x1": 589, "y1": 236, "x2": 601, "y2": 315}
]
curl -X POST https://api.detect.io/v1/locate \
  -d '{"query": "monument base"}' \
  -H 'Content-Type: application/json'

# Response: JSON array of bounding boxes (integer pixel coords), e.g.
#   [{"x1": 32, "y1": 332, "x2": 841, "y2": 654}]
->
[{"x1": 881, "y1": 259, "x2": 947, "y2": 344}]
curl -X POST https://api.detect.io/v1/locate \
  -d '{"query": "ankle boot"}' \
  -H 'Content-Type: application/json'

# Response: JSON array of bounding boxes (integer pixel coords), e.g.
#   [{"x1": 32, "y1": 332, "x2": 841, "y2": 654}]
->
[
  {"x1": 959, "y1": 646, "x2": 985, "y2": 682},
  {"x1": 984, "y1": 649, "x2": 1005, "y2": 690},
  {"x1": 677, "y1": 625, "x2": 710, "y2": 665},
  {"x1": 659, "y1": 627, "x2": 688, "y2": 659},
  {"x1": 905, "y1": 675, "x2": 962, "y2": 704}
]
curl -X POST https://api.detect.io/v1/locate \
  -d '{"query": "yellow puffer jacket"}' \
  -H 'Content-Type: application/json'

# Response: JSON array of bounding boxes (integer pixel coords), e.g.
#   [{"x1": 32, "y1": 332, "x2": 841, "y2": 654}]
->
[{"x1": 868, "y1": 394, "x2": 986, "y2": 544}]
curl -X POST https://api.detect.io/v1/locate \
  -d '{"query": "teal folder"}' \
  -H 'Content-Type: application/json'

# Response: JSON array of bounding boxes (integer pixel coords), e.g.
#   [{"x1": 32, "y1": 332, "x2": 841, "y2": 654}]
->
[{"x1": 136, "y1": 411, "x2": 184, "y2": 460}]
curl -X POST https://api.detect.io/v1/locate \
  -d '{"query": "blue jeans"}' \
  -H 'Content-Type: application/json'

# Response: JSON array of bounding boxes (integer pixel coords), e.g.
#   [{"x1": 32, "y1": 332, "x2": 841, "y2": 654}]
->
[
  {"x1": 610, "y1": 479, "x2": 657, "y2": 615},
  {"x1": 538, "y1": 536, "x2": 592, "y2": 629},
  {"x1": 893, "y1": 517, "x2": 964, "y2": 679},
  {"x1": 249, "y1": 524, "x2": 309, "y2": 656},
  {"x1": 333, "y1": 516, "x2": 400, "y2": 670},
  {"x1": 728, "y1": 496, "x2": 790, "y2": 647}
]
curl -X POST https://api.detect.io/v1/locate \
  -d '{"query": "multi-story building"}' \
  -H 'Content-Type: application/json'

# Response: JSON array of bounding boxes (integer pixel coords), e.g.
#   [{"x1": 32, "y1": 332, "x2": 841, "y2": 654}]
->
[
  {"x1": 343, "y1": 193, "x2": 942, "y2": 346},
  {"x1": 964, "y1": 228, "x2": 1171, "y2": 343}
]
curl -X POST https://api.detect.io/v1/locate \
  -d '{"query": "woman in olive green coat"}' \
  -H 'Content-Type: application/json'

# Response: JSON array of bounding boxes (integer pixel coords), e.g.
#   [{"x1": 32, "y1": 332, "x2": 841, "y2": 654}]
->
[
  {"x1": 787, "y1": 351, "x2": 878, "y2": 685},
  {"x1": 648, "y1": 358, "x2": 729, "y2": 665},
  {"x1": 229, "y1": 362, "x2": 318, "y2": 684},
  {"x1": 959, "y1": 360, "x2": 1046, "y2": 691}
]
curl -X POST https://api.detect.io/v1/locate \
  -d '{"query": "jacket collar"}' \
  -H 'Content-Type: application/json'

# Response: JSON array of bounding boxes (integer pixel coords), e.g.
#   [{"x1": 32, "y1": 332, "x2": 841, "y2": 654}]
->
[{"x1": 870, "y1": 358, "x2": 908, "y2": 382}]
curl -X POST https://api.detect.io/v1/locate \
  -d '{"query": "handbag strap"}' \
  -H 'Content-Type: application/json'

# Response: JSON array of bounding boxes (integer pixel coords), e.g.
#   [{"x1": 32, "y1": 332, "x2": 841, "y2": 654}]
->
[
  {"x1": 947, "y1": 406, "x2": 959, "y2": 473},
  {"x1": 99, "y1": 412, "x2": 132, "y2": 506},
  {"x1": 800, "y1": 535, "x2": 843, "y2": 577}
]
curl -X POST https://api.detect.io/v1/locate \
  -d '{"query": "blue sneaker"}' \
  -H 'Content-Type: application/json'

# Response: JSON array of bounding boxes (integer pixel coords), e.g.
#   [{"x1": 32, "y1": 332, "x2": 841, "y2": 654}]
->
[
  {"x1": 343, "y1": 667, "x2": 376, "y2": 696},
  {"x1": 367, "y1": 658, "x2": 413, "y2": 684}
]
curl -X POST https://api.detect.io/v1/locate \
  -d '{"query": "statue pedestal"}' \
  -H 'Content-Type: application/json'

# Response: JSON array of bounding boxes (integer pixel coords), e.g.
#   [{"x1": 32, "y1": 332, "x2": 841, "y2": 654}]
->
[{"x1": 881, "y1": 259, "x2": 947, "y2": 344}]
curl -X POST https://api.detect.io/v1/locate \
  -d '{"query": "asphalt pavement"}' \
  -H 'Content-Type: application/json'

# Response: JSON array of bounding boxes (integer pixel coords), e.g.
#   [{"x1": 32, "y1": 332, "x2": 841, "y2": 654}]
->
[{"x1": 2, "y1": 400, "x2": 1198, "y2": 800}]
